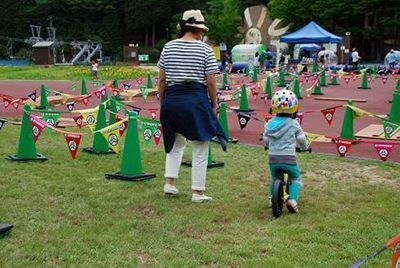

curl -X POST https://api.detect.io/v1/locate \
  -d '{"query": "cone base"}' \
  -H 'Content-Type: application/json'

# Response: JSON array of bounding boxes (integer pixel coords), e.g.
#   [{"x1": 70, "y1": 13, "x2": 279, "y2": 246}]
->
[
  {"x1": 6, "y1": 153, "x2": 47, "y2": 162},
  {"x1": 83, "y1": 147, "x2": 115, "y2": 155},
  {"x1": 182, "y1": 160, "x2": 225, "y2": 168},
  {"x1": 219, "y1": 86, "x2": 232, "y2": 91},
  {"x1": 0, "y1": 223, "x2": 13, "y2": 236},
  {"x1": 329, "y1": 83, "x2": 340, "y2": 86},
  {"x1": 235, "y1": 108, "x2": 255, "y2": 113},
  {"x1": 358, "y1": 87, "x2": 371, "y2": 89},
  {"x1": 311, "y1": 92, "x2": 324, "y2": 95},
  {"x1": 105, "y1": 172, "x2": 156, "y2": 181}
]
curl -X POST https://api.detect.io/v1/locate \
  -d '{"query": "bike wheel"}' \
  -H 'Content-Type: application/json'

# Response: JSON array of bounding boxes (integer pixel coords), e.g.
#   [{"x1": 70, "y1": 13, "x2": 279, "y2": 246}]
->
[{"x1": 272, "y1": 179, "x2": 284, "y2": 218}]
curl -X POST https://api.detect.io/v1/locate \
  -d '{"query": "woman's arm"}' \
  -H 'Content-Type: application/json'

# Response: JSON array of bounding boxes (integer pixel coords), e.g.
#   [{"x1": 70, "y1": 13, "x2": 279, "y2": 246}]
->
[
  {"x1": 158, "y1": 69, "x2": 166, "y2": 105},
  {"x1": 206, "y1": 73, "x2": 218, "y2": 109}
]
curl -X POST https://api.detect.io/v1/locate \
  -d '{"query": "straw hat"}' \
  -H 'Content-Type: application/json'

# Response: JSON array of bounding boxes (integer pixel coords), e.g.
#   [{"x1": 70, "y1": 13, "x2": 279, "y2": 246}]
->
[{"x1": 181, "y1": 10, "x2": 209, "y2": 31}]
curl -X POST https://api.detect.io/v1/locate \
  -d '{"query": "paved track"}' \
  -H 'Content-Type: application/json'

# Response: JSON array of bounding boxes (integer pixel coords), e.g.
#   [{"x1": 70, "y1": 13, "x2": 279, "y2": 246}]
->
[{"x1": 1, "y1": 73, "x2": 400, "y2": 162}]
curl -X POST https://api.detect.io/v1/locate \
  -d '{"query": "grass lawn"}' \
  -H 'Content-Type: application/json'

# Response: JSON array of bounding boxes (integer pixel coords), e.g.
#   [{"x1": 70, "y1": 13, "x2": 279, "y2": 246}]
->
[{"x1": 0, "y1": 66, "x2": 399, "y2": 267}]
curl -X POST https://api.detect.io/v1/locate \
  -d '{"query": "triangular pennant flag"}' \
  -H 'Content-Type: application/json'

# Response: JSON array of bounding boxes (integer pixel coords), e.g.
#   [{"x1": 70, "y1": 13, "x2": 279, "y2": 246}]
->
[
  {"x1": 64, "y1": 133, "x2": 82, "y2": 159},
  {"x1": 82, "y1": 96, "x2": 90, "y2": 105},
  {"x1": 29, "y1": 114, "x2": 47, "y2": 142},
  {"x1": 73, "y1": 114, "x2": 83, "y2": 128},
  {"x1": 232, "y1": 89, "x2": 241, "y2": 100},
  {"x1": 373, "y1": 143, "x2": 394, "y2": 161},
  {"x1": 149, "y1": 109, "x2": 158, "y2": 120},
  {"x1": 99, "y1": 121, "x2": 123, "y2": 153},
  {"x1": 334, "y1": 138, "x2": 352, "y2": 157},
  {"x1": 140, "y1": 86, "x2": 149, "y2": 101},
  {"x1": 131, "y1": 106, "x2": 142, "y2": 115},
  {"x1": 66, "y1": 102, "x2": 75, "y2": 111},
  {"x1": 140, "y1": 117, "x2": 159, "y2": 146},
  {"x1": 3, "y1": 96, "x2": 12, "y2": 109},
  {"x1": 0, "y1": 118, "x2": 6, "y2": 130},
  {"x1": 71, "y1": 83, "x2": 77, "y2": 92},
  {"x1": 344, "y1": 76, "x2": 351, "y2": 84},
  {"x1": 237, "y1": 112, "x2": 251, "y2": 130},
  {"x1": 42, "y1": 112, "x2": 60, "y2": 131},
  {"x1": 304, "y1": 132, "x2": 321, "y2": 146},
  {"x1": 264, "y1": 114, "x2": 273, "y2": 122},
  {"x1": 12, "y1": 99, "x2": 20, "y2": 111},
  {"x1": 28, "y1": 90, "x2": 37, "y2": 102},
  {"x1": 123, "y1": 83, "x2": 131, "y2": 90},
  {"x1": 348, "y1": 105, "x2": 373, "y2": 118},
  {"x1": 321, "y1": 108, "x2": 336, "y2": 126},
  {"x1": 382, "y1": 76, "x2": 388, "y2": 84},
  {"x1": 153, "y1": 124, "x2": 162, "y2": 146},
  {"x1": 296, "y1": 112, "x2": 304, "y2": 125},
  {"x1": 80, "y1": 108, "x2": 98, "y2": 131},
  {"x1": 382, "y1": 119, "x2": 400, "y2": 139},
  {"x1": 94, "y1": 86, "x2": 106, "y2": 98},
  {"x1": 116, "y1": 114, "x2": 128, "y2": 136}
]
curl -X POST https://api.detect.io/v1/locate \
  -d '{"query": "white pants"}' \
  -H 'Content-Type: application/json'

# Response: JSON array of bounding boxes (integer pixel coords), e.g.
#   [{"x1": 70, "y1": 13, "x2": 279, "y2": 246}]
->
[{"x1": 165, "y1": 133, "x2": 209, "y2": 191}]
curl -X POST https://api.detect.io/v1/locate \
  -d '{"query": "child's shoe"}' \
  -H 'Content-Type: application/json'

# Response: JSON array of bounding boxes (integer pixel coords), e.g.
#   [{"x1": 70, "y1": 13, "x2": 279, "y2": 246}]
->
[{"x1": 286, "y1": 199, "x2": 299, "y2": 213}]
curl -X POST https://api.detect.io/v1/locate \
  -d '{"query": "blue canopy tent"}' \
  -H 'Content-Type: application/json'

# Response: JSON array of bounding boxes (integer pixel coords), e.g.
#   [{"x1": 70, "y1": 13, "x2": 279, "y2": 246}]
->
[{"x1": 280, "y1": 21, "x2": 342, "y2": 44}]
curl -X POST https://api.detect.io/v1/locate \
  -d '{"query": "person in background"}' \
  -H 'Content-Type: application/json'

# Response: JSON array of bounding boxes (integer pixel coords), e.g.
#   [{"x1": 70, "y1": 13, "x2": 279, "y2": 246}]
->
[
  {"x1": 263, "y1": 88, "x2": 308, "y2": 213},
  {"x1": 91, "y1": 59, "x2": 99, "y2": 80},
  {"x1": 157, "y1": 9, "x2": 227, "y2": 203},
  {"x1": 388, "y1": 49, "x2": 398, "y2": 70},
  {"x1": 351, "y1": 48, "x2": 361, "y2": 71}
]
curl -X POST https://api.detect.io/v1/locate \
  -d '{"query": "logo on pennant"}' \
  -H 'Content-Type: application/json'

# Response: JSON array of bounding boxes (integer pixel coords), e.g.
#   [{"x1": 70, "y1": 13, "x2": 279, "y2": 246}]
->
[
  {"x1": 334, "y1": 139, "x2": 352, "y2": 157},
  {"x1": 28, "y1": 91, "x2": 37, "y2": 101},
  {"x1": 66, "y1": 102, "x2": 75, "y2": 111},
  {"x1": 73, "y1": 115, "x2": 83, "y2": 128},
  {"x1": 382, "y1": 76, "x2": 388, "y2": 84},
  {"x1": 30, "y1": 115, "x2": 46, "y2": 142},
  {"x1": 238, "y1": 112, "x2": 251, "y2": 130},
  {"x1": 373, "y1": 143, "x2": 393, "y2": 161},
  {"x1": 153, "y1": 124, "x2": 162, "y2": 145}
]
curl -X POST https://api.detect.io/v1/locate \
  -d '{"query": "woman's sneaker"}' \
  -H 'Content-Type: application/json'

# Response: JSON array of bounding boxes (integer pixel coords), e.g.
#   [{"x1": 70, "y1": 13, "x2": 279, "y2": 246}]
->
[
  {"x1": 191, "y1": 193, "x2": 212, "y2": 203},
  {"x1": 286, "y1": 199, "x2": 299, "y2": 213},
  {"x1": 164, "y1": 184, "x2": 179, "y2": 196}
]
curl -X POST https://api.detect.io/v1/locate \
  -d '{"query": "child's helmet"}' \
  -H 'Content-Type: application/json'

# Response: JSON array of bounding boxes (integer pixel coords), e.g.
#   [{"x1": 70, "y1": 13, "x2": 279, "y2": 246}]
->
[{"x1": 271, "y1": 89, "x2": 298, "y2": 114}]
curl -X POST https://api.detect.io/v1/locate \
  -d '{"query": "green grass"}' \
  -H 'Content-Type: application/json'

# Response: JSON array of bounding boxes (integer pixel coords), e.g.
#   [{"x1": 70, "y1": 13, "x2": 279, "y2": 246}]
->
[
  {"x1": 0, "y1": 122, "x2": 399, "y2": 267},
  {"x1": 0, "y1": 65, "x2": 157, "y2": 81}
]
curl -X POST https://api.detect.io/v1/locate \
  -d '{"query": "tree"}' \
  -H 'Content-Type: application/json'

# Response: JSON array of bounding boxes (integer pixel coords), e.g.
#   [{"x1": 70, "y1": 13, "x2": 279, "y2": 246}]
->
[{"x1": 205, "y1": 0, "x2": 243, "y2": 51}]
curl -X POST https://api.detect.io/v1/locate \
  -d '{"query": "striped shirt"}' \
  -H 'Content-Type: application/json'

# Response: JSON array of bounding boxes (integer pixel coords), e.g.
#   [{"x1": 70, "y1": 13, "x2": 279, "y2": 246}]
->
[{"x1": 157, "y1": 39, "x2": 219, "y2": 86}]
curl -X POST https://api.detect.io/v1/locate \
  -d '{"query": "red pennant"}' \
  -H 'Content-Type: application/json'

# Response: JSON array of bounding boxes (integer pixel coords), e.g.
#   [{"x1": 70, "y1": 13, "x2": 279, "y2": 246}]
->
[
  {"x1": 334, "y1": 138, "x2": 352, "y2": 157},
  {"x1": 154, "y1": 124, "x2": 163, "y2": 146},
  {"x1": 373, "y1": 143, "x2": 394, "y2": 161},
  {"x1": 64, "y1": 133, "x2": 82, "y2": 159},
  {"x1": 367, "y1": 76, "x2": 372, "y2": 83},
  {"x1": 116, "y1": 115, "x2": 128, "y2": 136},
  {"x1": 382, "y1": 76, "x2": 388, "y2": 84},
  {"x1": 11, "y1": 99, "x2": 20, "y2": 111},
  {"x1": 3, "y1": 96, "x2": 12, "y2": 109},
  {"x1": 321, "y1": 108, "x2": 336, "y2": 126},
  {"x1": 29, "y1": 115, "x2": 46, "y2": 142},
  {"x1": 73, "y1": 114, "x2": 84, "y2": 128},
  {"x1": 296, "y1": 112, "x2": 304, "y2": 125},
  {"x1": 344, "y1": 76, "x2": 351, "y2": 84},
  {"x1": 264, "y1": 114, "x2": 273, "y2": 122},
  {"x1": 149, "y1": 109, "x2": 158, "y2": 120}
]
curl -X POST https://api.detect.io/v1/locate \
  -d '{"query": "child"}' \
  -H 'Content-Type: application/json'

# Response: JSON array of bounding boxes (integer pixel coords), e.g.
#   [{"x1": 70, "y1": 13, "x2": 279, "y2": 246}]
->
[
  {"x1": 91, "y1": 59, "x2": 99, "y2": 80},
  {"x1": 262, "y1": 88, "x2": 308, "y2": 213}
]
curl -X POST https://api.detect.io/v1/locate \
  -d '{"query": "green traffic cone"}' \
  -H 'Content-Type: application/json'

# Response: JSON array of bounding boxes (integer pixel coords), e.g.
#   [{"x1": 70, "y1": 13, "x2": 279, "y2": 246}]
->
[
  {"x1": 218, "y1": 102, "x2": 238, "y2": 143},
  {"x1": 285, "y1": 63, "x2": 290, "y2": 75},
  {"x1": 278, "y1": 68, "x2": 286, "y2": 86},
  {"x1": 238, "y1": 85, "x2": 253, "y2": 112},
  {"x1": 389, "y1": 90, "x2": 400, "y2": 124},
  {"x1": 319, "y1": 70, "x2": 327, "y2": 87},
  {"x1": 105, "y1": 111, "x2": 156, "y2": 181},
  {"x1": 146, "y1": 74, "x2": 153, "y2": 89},
  {"x1": 396, "y1": 79, "x2": 400, "y2": 90},
  {"x1": 373, "y1": 65, "x2": 378, "y2": 75},
  {"x1": 108, "y1": 96, "x2": 118, "y2": 125},
  {"x1": 293, "y1": 78, "x2": 302, "y2": 99},
  {"x1": 265, "y1": 76, "x2": 273, "y2": 99},
  {"x1": 37, "y1": 84, "x2": 49, "y2": 109},
  {"x1": 221, "y1": 71, "x2": 230, "y2": 90},
  {"x1": 245, "y1": 66, "x2": 249, "y2": 76},
  {"x1": 329, "y1": 70, "x2": 340, "y2": 85},
  {"x1": 113, "y1": 78, "x2": 119, "y2": 89},
  {"x1": 311, "y1": 84, "x2": 324, "y2": 95},
  {"x1": 7, "y1": 104, "x2": 47, "y2": 161},
  {"x1": 252, "y1": 68, "x2": 258, "y2": 83},
  {"x1": 358, "y1": 71, "x2": 370, "y2": 89},
  {"x1": 339, "y1": 100, "x2": 356, "y2": 140},
  {"x1": 312, "y1": 64, "x2": 318, "y2": 72},
  {"x1": 83, "y1": 102, "x2": 114, "y2": 154},
  {"x1": 81, "y1": 78, "x2": 88, "y2": 95}
]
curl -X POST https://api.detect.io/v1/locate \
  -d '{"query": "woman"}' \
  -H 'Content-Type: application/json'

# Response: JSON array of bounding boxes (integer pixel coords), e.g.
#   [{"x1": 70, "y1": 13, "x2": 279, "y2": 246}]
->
[{"x1": 157, "y1": 10, "x2": 227, "y2": 203}]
